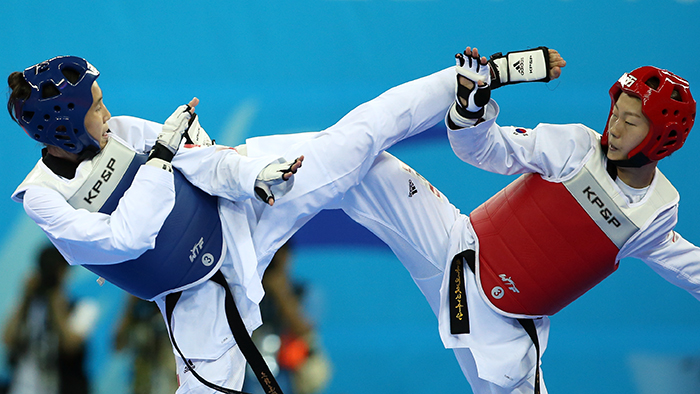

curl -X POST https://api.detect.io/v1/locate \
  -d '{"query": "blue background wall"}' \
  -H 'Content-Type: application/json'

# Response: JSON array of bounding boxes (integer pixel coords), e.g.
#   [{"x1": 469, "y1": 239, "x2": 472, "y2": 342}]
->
[{"x1": 1, "y1": 1, "x2": 700, "y2": 393}]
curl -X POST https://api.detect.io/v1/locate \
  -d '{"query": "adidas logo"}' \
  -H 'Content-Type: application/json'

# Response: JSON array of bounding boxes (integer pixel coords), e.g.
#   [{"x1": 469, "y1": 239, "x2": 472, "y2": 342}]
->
[
  {"x1": 513, "y1": 58, "x2": 525, "y2": 76},
  {"x1": 408, "y1": 179, "x2": 418, "y2": 197}
]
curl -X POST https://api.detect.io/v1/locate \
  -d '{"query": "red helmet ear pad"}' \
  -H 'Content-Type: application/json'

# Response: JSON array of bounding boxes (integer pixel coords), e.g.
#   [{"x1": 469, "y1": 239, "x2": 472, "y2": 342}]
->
[{"x1": 602, "y1": 66, "x2": 696, "y2": 161}]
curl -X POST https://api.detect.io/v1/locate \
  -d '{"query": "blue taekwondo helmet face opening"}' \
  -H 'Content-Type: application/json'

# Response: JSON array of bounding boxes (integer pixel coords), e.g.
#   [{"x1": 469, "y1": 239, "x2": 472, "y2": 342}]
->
[{"x1": 15, "y1": 56, "x2": 101, "y2": 155}]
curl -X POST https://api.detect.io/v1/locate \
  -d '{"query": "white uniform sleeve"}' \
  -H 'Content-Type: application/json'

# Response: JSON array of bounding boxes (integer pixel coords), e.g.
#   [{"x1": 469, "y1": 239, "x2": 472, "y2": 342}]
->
[
  {"x1": 22, "y1": 165, "x2": 175, "y2": 266},
  {"x1": 447, "y1": 100, "x2": 596, "y2": 180},
  {"x1": 622, "y1": 206, "x2": 700, "y2": 301},
  {"x1": 107, "y1": 116, "x2": 161, "y2": 153},
  {"x1": 109, "y1": 115, "x2": 280, "y2": 202},
  {"x1": 172, "y1": 145, "x2": 281, "y2": 202}
]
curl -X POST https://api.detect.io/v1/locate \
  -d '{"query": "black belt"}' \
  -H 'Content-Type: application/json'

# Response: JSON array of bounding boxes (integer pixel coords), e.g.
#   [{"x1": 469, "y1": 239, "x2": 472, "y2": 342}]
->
[
  {"x1": 449, "y1": 251, "x2": 473, "y2": 334},
  {"x1": 165, "y1": 270, "x2": 283, "y2": 394},
  {"x1": 449, "y1": 250, "x2": 541, "y2": 394}
]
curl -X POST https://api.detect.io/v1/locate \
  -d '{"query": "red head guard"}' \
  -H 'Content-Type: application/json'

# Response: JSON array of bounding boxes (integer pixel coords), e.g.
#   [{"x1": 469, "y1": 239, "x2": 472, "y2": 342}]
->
[{"x1": 602, "y1": 66, "x2": 696, "y2": 162}]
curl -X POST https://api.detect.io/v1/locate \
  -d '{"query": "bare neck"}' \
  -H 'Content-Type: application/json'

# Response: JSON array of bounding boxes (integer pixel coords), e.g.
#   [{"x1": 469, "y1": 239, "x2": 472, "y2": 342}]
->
[{"x1": 615, "y1": 161, "x2": 658, "y2": 189}]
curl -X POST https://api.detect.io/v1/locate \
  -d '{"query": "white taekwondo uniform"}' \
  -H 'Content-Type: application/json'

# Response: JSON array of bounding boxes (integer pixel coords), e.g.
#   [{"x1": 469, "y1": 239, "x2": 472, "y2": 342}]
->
[
  {"x1": 332, "y1": 99, "x2": 700, "y2": 393},
  {"x1": 12, "y1": 67, "x2": 456, "y2": 393}
]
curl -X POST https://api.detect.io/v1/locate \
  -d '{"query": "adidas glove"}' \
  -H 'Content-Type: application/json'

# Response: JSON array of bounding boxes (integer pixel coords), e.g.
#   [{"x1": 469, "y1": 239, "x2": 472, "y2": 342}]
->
[{"x1": 488, "y1": 46, "x2": 551, "y2": 89}]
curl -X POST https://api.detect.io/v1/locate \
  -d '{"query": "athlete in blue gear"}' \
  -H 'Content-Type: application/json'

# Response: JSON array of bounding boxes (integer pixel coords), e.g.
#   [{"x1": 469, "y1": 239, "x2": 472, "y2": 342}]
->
[{"x1": 8, "y1": 54, "x2": 458, "y2": 393}]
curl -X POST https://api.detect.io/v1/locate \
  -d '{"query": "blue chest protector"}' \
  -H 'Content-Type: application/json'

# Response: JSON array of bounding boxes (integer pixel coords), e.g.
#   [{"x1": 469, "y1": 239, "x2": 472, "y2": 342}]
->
[
  {"x1": 63, "y1": 140, "x2": 279, "y2": 394},
  {"x1": 72, "y1": 139, "x2": 224, "y2": 300}
]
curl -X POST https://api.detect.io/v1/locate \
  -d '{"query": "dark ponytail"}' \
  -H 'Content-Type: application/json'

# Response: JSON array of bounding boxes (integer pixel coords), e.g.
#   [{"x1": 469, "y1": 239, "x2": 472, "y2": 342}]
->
[{"x1": 7, "y1": 71, "x2": 31, "y2": 125}]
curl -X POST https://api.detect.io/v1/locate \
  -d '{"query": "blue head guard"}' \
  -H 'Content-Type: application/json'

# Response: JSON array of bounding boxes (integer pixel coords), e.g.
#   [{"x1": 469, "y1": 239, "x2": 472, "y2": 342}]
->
[{"x1": 15, "y1": 56, "x2": 100, "y2": 154}]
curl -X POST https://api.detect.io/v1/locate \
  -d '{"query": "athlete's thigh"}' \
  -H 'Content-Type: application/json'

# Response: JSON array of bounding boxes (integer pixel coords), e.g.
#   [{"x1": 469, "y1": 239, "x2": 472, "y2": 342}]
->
[{"x1": 340, "y1": 152, "x2": 462, "y2": 280}]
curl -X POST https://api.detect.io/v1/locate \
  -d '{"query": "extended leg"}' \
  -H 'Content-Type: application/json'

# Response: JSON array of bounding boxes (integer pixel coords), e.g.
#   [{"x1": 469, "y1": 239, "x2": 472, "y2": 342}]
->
[
  {"x1": 339, "y1": 152, "x2": 463, "y2": 313},
  {"x1": 339, "y1": 153, "x2": 552, "y2": 394},
  {"x1": 248, "y1": 67, "x2": 456, "y2": 264}
]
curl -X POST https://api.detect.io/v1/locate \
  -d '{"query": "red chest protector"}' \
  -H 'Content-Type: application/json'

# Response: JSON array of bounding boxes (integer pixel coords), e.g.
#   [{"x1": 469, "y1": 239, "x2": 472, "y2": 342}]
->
[{"x1": 469, "y1": 147, "x2": 678, "y2": 318}]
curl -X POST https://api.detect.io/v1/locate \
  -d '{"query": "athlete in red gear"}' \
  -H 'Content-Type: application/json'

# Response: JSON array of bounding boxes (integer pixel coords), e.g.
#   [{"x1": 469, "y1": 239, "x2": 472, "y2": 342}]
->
[{"x1": 338, "y1": 47, "x2": 697, "y2": 394}]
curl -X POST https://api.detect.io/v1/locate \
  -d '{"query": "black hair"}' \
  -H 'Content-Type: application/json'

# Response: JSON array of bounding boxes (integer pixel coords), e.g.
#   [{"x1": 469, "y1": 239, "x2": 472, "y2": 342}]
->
[{"x1": 7, "y1": 71, "x2": 31, "y2": 125}]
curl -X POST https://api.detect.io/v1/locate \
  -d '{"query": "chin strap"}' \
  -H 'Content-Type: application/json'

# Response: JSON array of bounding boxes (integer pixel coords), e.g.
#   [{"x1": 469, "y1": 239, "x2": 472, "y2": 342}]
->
[{"x1": 601, "y1": 143, "x2": 653, "y2": 168}]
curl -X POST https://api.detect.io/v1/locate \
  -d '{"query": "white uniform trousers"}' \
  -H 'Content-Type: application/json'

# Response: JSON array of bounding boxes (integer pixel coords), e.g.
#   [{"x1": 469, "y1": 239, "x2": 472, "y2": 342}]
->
[
  {"x1": 339, "y1": 152, "x2": 549, "y2": 394},
  {"x1": 175, "y1": 345, "x2": 247, "y2": 394},
  {"x1": 174, "y1": 67, "x2": 457, "y2": 393}
]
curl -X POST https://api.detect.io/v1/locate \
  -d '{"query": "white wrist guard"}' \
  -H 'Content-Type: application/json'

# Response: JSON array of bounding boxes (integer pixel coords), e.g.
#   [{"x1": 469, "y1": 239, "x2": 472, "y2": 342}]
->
[
  {"x1": 145, "y1": 157, "x2": 173, "y2": 173},
  {"x1": 448, "y1": 103, "x2": 480, "y2": 129},
  {"x1": 488, "y1": 46, "x2": 550, "y2": 89}
]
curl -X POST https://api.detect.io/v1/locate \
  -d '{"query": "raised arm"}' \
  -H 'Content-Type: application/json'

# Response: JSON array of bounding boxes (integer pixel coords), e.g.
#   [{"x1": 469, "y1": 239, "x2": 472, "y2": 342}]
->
[
  {"x1": 445, "y1": 46, "x2": 591, "y2": 179},
  {"x1": 450, "y1": 45, "x2": 567, "y2": 127}
]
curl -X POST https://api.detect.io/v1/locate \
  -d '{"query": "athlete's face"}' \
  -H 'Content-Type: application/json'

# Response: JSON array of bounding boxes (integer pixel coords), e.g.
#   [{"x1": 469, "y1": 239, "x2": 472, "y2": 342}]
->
[
  {"x1": 84, "y1": 81, "x2": 111, "y2": 149},
  {"x1": 605, "y1": 92, "x2": 651, "y2": 161}
]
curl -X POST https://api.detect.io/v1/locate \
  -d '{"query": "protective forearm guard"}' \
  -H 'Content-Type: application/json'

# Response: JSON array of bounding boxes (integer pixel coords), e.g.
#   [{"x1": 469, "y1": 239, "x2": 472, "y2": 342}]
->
[{"x1": 488, "y1": 46, "x2": 550, "y2": 89}]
